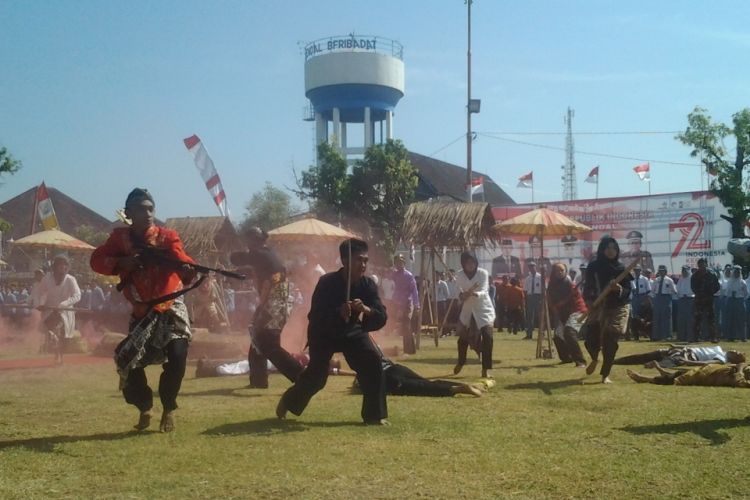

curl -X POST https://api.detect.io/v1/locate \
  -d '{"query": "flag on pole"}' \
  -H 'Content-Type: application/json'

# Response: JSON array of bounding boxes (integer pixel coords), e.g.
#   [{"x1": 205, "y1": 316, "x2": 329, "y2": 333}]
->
[
  {"x1": 584, "y1": 166, "x2": 599, "y2": 184},
  {"x1": 517, "y1": 171, "x2": 533, "y2": 188},
  {"x1": 35, "y1": 182, "x2": 60, "y2": 231},
  {"x1": 467, "y1": 176, "x2": 484, "y2": 196},
  {"x1": 183, "y1": 135, "x2": 229, "y2": 217},
  {"x1": 633, "y1": 162, "x2": 651, "y2": 182}
]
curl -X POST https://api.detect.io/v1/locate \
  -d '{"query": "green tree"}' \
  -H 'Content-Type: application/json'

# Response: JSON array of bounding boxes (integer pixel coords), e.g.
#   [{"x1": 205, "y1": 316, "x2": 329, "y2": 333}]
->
[
  {"x1": 677, "y1": 107, "x2": 750, "y2": 238},
  {"x1": 0, "y1": 147, "x2": 22, "y2": 178},
  {"x1": 349, "y1": 139, "x2": 419, "y2": 255},
  {"x1": 296, "y1": 142, "x2": 350, "y2": 220},
  {"x1": 239, "y1": 182, "x2": 299, "y2": 234},
  {"x1": 0, "y1": 146, "x2": 23, "y2": 234}
]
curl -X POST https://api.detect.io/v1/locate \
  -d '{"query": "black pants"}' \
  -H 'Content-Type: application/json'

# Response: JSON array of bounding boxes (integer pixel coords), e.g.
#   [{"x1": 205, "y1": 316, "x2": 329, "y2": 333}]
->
[
  {"x1": 457, "y1": 325, "x2": 493, "y2": 371},
  {"x1": 281, "y1": 334, "x2": 387, "y2": 423},
  {"x1": 122, "y1": 338, "x2": 188, "y2": 412},
  {"x1": 584, "y1": 314, "x2": 621, "y2": 378},
  {"x1": 613, "y1": 349, "x2": 668, "y2": 365},
  {"x1": 248, "y1": 328, "x2": 304, "y2": 388},
  {"x1": 553, "y1": 326, "x2": 586, "y2": 365},
  {"x1": 385, "y1": 364, "x2": 456, "y2": 397},
  {"x1": 693, "y1": 296, "x2": 717, "y2": 342}
]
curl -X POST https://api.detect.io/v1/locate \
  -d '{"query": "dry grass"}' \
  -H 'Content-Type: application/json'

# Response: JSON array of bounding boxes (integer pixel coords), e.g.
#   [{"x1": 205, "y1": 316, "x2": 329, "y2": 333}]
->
[{"x1": 1, "y1": 333, "x2": 749, "y2": 499}]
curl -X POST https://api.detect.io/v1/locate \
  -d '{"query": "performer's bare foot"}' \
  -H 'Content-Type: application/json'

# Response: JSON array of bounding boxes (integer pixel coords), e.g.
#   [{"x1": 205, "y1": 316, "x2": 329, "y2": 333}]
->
[
  {"x1": 481, "y1": 369, "x2": 492, "y2": 379},
  {"x1": 575, "y1": 362, "x2": 586, "y2": 368},
  {"x1": 585, "y1": 359, "x2": 598, "y2": 375},
  {"x1": 453, "y1": 363, "x2": 464, "y2": 375},
  {"x1": 275, "y1": 398, "x2": 288, "y2": 420},
  {"x1": 602, "y1": 376, "x2": 613, "y2": 384},
  {"x1": 159, "y1": 410, "x2": 175, "y2": 433},
  {"x1": 365, "y1": 419, "x2": 391, "y2": 426},
  {"x1": 134, "y1": 410, "x2": 152, "y2": 431},
  {"x1": 626, "y1": 369, "x2": 650, "y2": 383}
]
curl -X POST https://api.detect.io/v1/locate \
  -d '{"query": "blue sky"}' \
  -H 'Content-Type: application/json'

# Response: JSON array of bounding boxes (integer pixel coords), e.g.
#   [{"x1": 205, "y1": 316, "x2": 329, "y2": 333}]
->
[{"x1": 1, "y1": 0, "x2": 748, "y2": 221}]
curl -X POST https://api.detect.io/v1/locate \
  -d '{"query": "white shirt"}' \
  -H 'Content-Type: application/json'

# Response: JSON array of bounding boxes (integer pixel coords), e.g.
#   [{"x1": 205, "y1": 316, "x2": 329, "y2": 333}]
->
[
  {"x1": 436, "y1": 280, "x2": 450, "y2": 302},
  {"x1": 724, "y1": 277, "x2": 748, "y2": 299},
  {"x1": 676, "y1": 275, "x2": 695, "y2": 298},
  {"x1": 455, "y1": 267, "x2": 496, "y2": 329},
  {"x1": 715, "y1": 276, "x2": 726, "y2": 297},
  {"x1": 37, "y1": 273, "x2": 82, "y2": 338},
  {"x1": 523, "y1": 272, "x2": 542, "y2": 296},
  {"x1": 651, "y1": 276, "x2": 677, "y2": 297},
  {"x1": 381, "y1": 277, "x2": 395, "y2": 300},
  {"x1": 631, "y1": 275, "x2": 651, "y2": 296}
]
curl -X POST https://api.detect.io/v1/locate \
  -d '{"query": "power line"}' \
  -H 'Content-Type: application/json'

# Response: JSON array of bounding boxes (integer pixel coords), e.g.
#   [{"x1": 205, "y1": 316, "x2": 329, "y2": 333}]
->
[
  {"x1": 480, "y1": 130, "x2": 682, "y2": 136},
  {"x1": 429, "y1": 133, "x2": 466, "y2": 156},
  {"x1": 478, "y1": 133, "x2": 702, "y2": 167}
]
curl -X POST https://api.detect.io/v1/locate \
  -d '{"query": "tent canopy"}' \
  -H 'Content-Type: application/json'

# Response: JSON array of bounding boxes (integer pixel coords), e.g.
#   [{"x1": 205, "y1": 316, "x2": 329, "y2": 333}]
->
[
  {"x1": 401, "y1": 202, "x2": 498, "y2": 248},
  {"x1": 268, "y1": 218, "x2": 357, "y2": 242},
  {"x1": 12, "y1": 229, "x2": 95, "y2": 251}
]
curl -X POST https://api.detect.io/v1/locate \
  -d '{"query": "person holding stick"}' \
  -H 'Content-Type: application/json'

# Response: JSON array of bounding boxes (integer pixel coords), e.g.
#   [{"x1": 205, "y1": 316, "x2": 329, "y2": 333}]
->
[
  {"x1": 276, "y1": 238, "x2": 389, "y2": 425},
  {"x1": 36, "y1": 255, "x2": 82, "y2": 364},
  {"x1": 453, "y1": 252, "x2": 496, "y2": 379},
  {"x1": 90, "y1": 188, "x2": 199, "y2": 432},
  {"x1": 230, "y1": 227, "x2": 304, "y2": 388},
  {"x1": 582, "y1": 235, "x2": 634, "y2": 384}
]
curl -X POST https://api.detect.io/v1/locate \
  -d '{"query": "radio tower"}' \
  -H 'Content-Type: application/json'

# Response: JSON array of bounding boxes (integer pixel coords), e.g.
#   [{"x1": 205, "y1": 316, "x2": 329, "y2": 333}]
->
[{"x1": 562, "y1": 107, "x2": 578, "y2": 200}]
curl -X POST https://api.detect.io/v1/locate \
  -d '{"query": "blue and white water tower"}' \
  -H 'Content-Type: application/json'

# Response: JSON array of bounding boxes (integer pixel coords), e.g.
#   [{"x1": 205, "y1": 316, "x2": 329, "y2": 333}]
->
[{"x1": 304, "y1": 35, "x2": 405, "y2": 162}]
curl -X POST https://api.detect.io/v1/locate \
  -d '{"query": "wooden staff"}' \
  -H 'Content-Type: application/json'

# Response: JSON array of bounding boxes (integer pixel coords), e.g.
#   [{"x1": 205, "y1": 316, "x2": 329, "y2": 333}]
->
[{"x1": 580, "y1": 257, "x2": 641, "y2": 323}]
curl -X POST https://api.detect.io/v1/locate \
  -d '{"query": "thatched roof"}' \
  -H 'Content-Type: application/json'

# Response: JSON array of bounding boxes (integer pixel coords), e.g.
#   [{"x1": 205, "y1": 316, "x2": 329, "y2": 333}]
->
[
  {"x1": 164, "y1": 216, "x2": 243, "y2": 264},
  {"x1": 401, "y1": 202, "x2": 499, "y2": 248}
]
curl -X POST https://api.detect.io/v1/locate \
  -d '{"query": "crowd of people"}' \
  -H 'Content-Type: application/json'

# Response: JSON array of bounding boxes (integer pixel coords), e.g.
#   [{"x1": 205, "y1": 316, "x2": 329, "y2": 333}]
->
[{"x1": 13, "y1": 186, "x2": 732, "y2": 432}]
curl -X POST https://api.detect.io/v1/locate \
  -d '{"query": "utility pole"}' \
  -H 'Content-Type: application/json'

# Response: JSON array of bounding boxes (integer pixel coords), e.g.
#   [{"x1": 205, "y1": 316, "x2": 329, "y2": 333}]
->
[
  {"x1": 466, "y1": 0, "x2": 473, "y2": 202},
  {"x1": 562, "y1": 107, "x2": 578, "y2": 201}
]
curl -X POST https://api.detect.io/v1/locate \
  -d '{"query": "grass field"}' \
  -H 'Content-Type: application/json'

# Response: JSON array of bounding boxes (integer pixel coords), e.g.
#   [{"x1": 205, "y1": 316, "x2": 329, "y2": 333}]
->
[{"x1": 1, "y1": 332, "x2": 749, "y2": 499}]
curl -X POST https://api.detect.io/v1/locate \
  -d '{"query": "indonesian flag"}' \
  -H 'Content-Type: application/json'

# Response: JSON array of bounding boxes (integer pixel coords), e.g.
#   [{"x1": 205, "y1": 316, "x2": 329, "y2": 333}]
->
[
  {"x1": 467, "y1": 176, "x2": 484, "y2": 196},
  {"x1": 517, "y1": 171, "x2": 533, "y2": 188},
  {"x1": 584, "y1": 166, "x2": 599, "y2": 184},
  {"x1": 183, "y1": 135, "x2": 229, "y2": 217},
  {"x1": 35, "y1": 182, "x2": 60, "y2": 231},
  {"x1": 633, "y1": 162, "x2": 651, "y2": 182}
]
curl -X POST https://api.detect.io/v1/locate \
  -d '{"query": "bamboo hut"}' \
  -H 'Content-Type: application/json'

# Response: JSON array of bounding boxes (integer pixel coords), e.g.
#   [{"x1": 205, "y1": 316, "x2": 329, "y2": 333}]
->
[
  {"x1": 400, "y1": 202, "x2": 500, "y2": 348},
  {"x1": 165, "y1": 216, "x2": 243, "y2": 267}
]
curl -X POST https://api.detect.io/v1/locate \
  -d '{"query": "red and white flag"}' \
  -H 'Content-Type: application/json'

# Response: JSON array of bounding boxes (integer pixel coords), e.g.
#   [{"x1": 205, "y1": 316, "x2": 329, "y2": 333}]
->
[
  {"x1": 467, "y1": 176, "x2": 484, "y2": 196},
  {"x1": 183, "y1": 135, "x2": 229, "y2": 217},
  {"x1": 633, "y1": 162, "x2": 651, "y2": 182},
  {"x1": 35, "y1": 182, "x2": 60, "y2": 231},
  {"x1": 584, "y1": 165, "x2": 599, "y2": 184},
  {"x1": 517, "y1": 171, "x2": 533, "y2": 188}
]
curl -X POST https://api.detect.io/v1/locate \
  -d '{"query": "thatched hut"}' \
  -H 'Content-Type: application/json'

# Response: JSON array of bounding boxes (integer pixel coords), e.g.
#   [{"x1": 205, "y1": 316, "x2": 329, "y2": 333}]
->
[
  {"x1": 164, "y1": 216, "x2": 243, "y2": 267},
  {"x1": 400, "y1": 202, "x2": 499, "y2": 347},
  {"x1": 401, "y1": 202, "x2": 498, "y2": 250}
]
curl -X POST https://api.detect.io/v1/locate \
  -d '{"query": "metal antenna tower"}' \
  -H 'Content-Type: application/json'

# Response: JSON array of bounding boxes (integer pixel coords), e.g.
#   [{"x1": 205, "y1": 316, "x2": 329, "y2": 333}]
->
[{"x1": 562, "y1": 107, "x2": 578, "y2": 200}]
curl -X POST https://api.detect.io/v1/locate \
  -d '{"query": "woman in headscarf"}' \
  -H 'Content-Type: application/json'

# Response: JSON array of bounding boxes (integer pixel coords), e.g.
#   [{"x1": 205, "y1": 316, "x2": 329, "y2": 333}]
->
[
  {"x1": 582, "y1": 235, "x2": 633, "y2": 384},
  {"x1": 453, "y1": 252, "x2": 496, "y2": 379},
  {"x1": 547, "y1": 262, "x2": 587, "y2": 367}
]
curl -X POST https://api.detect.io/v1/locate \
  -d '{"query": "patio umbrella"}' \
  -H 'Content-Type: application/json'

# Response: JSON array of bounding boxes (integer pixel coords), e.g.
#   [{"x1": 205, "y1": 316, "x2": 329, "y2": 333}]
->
[
  {"x1": 494, "y1": 207, "x2": 592, "y2": 359},
  {"x1": 12, "y1": 229, "x2": 95, "y2": 251},
  {"x1": 268, "y1": 217, "x2": 357, "y2": 242}
]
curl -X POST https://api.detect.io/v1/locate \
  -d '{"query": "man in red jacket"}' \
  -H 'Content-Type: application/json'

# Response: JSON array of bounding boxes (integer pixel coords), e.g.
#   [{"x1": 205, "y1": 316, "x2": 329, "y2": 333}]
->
[{"x1": 90, "y1": 188, "x2": 197, "y2": 433}]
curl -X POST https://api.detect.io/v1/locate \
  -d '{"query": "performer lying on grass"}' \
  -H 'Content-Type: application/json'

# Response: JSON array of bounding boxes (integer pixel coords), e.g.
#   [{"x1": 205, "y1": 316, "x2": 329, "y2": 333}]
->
[
  {"x1": 626, "y1": 362, "x2": 750, "y2": 388},
  {"x1": 195, "y1": 345, "x2": 484, "y2": 397},
  {"x1": 614, "y1": 345, "x2": 746, "y2": 368},
  {"x1": 276, "y1": 238, "x2": 390, "y2": 425},
  {"x1": 91, "y1": 188, "x2": 198, "y2": 433}
]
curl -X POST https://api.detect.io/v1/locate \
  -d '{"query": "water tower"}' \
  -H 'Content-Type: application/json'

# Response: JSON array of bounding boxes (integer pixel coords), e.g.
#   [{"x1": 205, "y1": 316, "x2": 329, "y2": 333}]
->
[{"x1": 304, "y1": 35, "x2": 405, "y2": 163}]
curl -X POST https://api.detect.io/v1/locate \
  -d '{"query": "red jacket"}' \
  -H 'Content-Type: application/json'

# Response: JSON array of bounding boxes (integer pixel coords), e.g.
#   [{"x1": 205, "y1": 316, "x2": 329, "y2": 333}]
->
[
  {"x1": 90, "y1": 226, "x2": 195, "y2": 318},
  {"x1": 547, "y1": 278, "x2": 587, "y2": 323}
]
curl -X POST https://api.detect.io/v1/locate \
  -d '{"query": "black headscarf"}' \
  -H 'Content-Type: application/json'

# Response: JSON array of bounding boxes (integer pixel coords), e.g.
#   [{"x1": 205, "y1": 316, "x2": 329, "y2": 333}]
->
[{"x1": 595, "y1": 235, "x2": 624, "y2": 273}]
